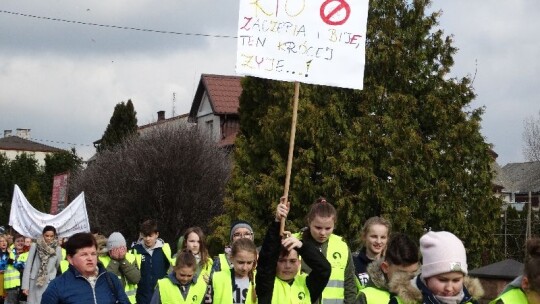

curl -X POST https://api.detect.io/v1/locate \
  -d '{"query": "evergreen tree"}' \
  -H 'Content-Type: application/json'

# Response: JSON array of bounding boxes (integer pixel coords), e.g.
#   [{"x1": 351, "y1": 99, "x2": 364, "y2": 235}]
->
[
  {"x1": 26, "y1": 179, "x2": 46, "y2": 212},
  {"x1": 216, "y1": 0, "x2": 501, "y2": 267},
  {"x1": 0, "y1": 153, "x2": 11, "y2": 224},
  {"x1": 97, "y1": 99, "x2": 138, "y2": 152}
]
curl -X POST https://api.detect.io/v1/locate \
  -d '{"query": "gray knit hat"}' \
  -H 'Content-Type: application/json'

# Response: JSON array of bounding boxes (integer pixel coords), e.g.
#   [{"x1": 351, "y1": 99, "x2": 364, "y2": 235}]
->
[
  {"x1": 106, "y1": 232, "x2": 126, "y2": 251},
  {"x1": 230, "y1": 220, "x2": 254, "y2": 242}
]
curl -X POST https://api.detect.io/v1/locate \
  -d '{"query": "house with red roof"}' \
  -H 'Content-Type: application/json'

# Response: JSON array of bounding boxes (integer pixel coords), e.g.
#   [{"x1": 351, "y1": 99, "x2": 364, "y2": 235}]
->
[{"x1": 188, "y1": 74, "x2": 242, "y2": 147}]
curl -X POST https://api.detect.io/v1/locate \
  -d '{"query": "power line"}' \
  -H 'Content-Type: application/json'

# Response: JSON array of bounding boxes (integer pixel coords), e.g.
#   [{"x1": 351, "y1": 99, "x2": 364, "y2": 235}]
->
[
  {"x1": 30, "y1": 137, "x2": 93, "y2": 147},
  {"x1": 0, "y1": 9, "x2": 237, "y2": 39}
]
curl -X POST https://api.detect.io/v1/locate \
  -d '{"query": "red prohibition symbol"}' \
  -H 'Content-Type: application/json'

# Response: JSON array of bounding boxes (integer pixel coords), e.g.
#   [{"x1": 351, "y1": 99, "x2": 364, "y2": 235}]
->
[{"x1": 320, "y1": 0, "x2": 351, "y2": 26}]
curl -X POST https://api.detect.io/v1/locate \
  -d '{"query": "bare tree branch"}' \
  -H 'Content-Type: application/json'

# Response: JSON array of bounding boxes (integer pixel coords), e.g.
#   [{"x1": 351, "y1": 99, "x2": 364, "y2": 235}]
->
[{"x1": 523, "y1": 110, "x2": 540, "y2": 161}]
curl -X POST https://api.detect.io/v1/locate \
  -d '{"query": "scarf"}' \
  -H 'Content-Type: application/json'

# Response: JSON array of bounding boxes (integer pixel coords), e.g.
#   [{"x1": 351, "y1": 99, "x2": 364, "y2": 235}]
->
[
  {"x1": 35, "y1": 236, "x2": 58, "y2": 287},
  {"x1": 434, "y1": 290, "x2": 465, "y2": 304}
]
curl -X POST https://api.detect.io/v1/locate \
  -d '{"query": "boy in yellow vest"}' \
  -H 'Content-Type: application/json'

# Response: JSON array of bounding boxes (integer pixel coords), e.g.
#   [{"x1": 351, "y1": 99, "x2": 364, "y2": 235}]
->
[
  {"x1": 151, "y1": 250, "x2": 207, "y2": 304},
  {"x1": 256, "y1": 198, "x2": 331, "y2": 304}
]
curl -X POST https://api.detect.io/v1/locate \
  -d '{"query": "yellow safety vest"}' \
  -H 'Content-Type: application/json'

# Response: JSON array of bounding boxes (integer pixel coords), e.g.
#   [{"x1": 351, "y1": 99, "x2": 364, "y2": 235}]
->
[
  {"x1": 212, "y1": 270, "x2": 256, "y2": 304},
  {"x1": 132, "y1": 243, "x2": 174, "y2": 271},
  {"x1": 271, "y1": 274, "x2": 311, "y2": 304},
  {"x1": 158, "y1": 275, "x2": 208, "y2": 304},
  {"x1": 4, "y1": 251, "x2": 28, "y2": 289},
  {"x1": 489, "y1": 287, "x2": 528, "y2": 304},
  {"x1": 60, "y1": 259, "x2": 70, "y2": 273},
  {"x1": 359, "y1": 286, "x2": 390, "y2": 304},
  {"x1": 294, "y1": 233, "x2": 349, "y2": 304},
  {"x1": 199, "y1": 257, "x2": 213, "y2": 278},
  {"x1": 99, "y1": 253, "x2": 139, "y2": 304},
  {"x1": 216, "y1": 253, "x2": 230, "y2": 274}
]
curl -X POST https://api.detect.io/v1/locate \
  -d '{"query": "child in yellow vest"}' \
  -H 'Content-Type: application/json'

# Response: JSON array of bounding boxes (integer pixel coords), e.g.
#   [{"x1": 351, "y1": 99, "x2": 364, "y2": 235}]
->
[
  {"x1": 297, "y1": 198, "x2": 357, "y2": 303},
  {"x1": 490, "y1": 237, "x2": 540, "y2": 304},
  {"x1": 180, "y1": 227, "x2": 213, "y2": 281},
  {"x1": 211, "y1": 238, "x2": 257, "y2": 304},
  {"x1": 151, "y1": 250, "x2": 208, "y2": 304},
  {"x1": 256, "y1": 197, "x2": 331, "y2": 304}
]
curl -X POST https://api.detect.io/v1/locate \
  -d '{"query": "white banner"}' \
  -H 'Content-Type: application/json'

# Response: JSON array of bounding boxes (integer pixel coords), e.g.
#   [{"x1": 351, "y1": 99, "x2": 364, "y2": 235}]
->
[
  {"x1": 9, "y1": 185, "x2": 90, "y2": 239},
  {"x1": 236, "y1": 0, "x2": 369, "y2": 90}
]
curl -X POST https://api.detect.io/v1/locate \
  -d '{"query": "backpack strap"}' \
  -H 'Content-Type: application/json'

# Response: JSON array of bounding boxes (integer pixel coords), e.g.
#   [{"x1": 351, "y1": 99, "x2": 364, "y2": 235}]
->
[{"x1": 105, "y1": 271, "x2": 120, "y2": 304}]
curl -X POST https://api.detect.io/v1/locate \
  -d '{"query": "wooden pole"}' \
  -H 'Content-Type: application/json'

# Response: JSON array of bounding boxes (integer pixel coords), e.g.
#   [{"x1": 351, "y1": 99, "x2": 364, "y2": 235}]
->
[
  {"x1": 526, "y1": 191, "x2": 532, "y2": 240},
  {"x1": 281, "y1": 81, "x2": 300, "y2": 237}
]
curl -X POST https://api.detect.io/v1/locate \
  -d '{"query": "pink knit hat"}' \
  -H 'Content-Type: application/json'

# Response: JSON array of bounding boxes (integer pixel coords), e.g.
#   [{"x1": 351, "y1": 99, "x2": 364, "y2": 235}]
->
[{"x1": 420, "y1": 231, "x2": 468, "y2": 279}]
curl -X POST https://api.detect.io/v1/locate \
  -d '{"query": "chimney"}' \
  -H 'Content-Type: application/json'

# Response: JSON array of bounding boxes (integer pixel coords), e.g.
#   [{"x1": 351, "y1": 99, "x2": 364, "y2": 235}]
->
[
  {"x1": 3, "y1": 130, "x2": 12, "y2": 137},
  {"x1": 157, "y1": 111, "x2": 165, "y2": 121},
  {"x1": 16, "y1": 128, "x2": 31, "y2": 139}
]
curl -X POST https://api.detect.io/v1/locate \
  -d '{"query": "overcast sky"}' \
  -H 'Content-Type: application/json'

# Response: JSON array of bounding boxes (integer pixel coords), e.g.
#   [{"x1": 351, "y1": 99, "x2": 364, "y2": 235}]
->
[{"x1": 1, "y1": 1, "x2": 538, "y2": 165}]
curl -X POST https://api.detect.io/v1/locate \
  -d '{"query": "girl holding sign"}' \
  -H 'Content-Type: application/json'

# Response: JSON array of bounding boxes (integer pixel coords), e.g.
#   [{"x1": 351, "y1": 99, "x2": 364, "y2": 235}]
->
[{"x1": 296, "y1": 198, "x2": 357, "y2": 303}]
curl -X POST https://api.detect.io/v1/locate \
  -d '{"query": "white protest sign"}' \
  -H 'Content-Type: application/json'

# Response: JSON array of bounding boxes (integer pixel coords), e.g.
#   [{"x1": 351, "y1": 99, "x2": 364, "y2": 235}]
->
[
  {"x1": 236, "y1": 0, "x2": 369, "y2": 90},
  {"x1": 9, "y1": 185, "x2": 90, "y2": 239}
]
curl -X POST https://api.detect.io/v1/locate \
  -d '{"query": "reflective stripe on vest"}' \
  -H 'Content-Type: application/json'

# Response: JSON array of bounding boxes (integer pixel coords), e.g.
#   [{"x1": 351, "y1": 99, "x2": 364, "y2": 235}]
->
[
  {"x1": 99, "y1": 253, "x2": 139, "y2": 304},
  {"x1": 490, "y1": 287, "x2": 528, "y2": 304},
  {"x1": 158, "y1": 275, "x2": 208, "y2": 304},
  {"x1": 293, "y1": 232, "x2": 349, "y2": 304},
  {"x1": 360, "y1": 286, "x2": 390, "y2": 304},
  {"x1": 322, "y1": 234, "x2": 349, "y2": 303},
  {"x1": 271, "y1": 273, "x2": 311, "y2": 304},
  {"x1": 211, "y1": 270, "x2": 255, "y2": 304}
]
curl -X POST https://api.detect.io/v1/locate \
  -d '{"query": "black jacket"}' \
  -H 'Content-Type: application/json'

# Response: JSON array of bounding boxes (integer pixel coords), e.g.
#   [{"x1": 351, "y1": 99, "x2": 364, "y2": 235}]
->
[{"x1": 256, "y1": 221, "x2": 331, "y2": 304}]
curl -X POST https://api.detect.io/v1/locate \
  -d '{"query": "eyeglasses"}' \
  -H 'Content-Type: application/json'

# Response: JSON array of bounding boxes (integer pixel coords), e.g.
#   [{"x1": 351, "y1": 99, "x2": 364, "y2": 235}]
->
[{"x1": 233, "y1": 232, "x2": 253, "y2": 238}]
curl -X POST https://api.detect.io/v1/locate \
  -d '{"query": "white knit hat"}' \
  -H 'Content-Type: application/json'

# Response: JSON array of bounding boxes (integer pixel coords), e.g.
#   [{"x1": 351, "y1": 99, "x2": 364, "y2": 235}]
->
[
  {"x1": 106, "y1": 232, "x2": 126, "y2": 251},
  {"x1": 420, "y1": 231, "x2": 468, "y2": 279}
]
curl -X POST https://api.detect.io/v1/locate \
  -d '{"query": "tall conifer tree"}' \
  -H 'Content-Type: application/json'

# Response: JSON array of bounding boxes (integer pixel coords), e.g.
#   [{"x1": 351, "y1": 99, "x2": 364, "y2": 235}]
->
[
  {"x1": 97, "y1": 99, "x2": 138, "y2": 152},
  {"x1": 216, "y1": 0, "x2": 501, "y2": 266}
]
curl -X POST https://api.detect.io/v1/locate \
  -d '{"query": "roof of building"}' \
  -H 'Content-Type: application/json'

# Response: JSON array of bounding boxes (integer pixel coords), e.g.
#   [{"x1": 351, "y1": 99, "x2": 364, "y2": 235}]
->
[
  {"x1": 0, "y1": 136, "x2": 64, "y2": 153},
  {"x1": 501, "y1": 161, "x2": 540, "y2": 192},
  {"x1": 469, "y1": 259, "x2": 523, "y2": 280},
  {"x1": 492, "y1": 161, "x2": 509, "y2": 189},
  {"x1": 138, "y1": 113, "x2": 190, "y2": 131},
  {"x1": 189, "y1": 74, "x2": 242, "y2": 119}
]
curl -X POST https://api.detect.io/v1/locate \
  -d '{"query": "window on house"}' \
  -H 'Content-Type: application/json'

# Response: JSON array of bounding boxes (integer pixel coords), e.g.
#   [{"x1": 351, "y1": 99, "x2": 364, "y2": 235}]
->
[{"x1": 206, "y1": 120, "x2": 213, "y2": 138}]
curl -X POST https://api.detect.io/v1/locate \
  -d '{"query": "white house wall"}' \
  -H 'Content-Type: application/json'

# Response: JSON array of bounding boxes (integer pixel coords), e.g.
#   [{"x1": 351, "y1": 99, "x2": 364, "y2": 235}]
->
[
  {"x1": 196, "y1": 113, "x2": 221, "y2": 142},
  {"x1": 196, "y1": 92, "x2": 221, "y2": 142}
]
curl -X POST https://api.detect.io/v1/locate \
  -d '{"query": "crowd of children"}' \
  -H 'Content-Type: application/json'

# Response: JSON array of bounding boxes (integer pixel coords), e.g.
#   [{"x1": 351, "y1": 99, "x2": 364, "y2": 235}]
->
[{"x1": 1, "y1": 198, "x2": 539, "y2": 304}]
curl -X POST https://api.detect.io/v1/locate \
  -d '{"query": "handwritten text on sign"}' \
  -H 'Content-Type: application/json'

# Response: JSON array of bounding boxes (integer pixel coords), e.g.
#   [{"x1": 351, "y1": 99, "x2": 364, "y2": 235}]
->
[{"x1": 236, "y1": 0, "x2": 369, "y2": 90}]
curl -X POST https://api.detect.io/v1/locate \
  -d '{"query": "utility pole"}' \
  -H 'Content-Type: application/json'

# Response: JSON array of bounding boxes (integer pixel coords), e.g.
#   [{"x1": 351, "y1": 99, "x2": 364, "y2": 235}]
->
[
  {"x1": 526, "y1": 191, "x2": 532, "y2": 240},
  {"x1": 172, "y1": 92, "x2": 176, "y2": 117}
]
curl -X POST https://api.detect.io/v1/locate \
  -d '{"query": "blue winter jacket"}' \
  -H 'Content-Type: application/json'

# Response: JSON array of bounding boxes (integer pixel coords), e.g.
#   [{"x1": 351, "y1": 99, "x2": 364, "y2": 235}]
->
[
  {"x1": 132, "y1": 241, "x2": 171, "y2": 304},
  {"x1": 41, "y1": 263, "x2": 130, "y2": 304}
]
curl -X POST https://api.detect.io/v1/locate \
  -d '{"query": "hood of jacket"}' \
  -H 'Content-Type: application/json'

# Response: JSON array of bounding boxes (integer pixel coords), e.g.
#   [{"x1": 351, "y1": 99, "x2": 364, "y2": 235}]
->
[
  {"x1": 389, "y1": 273, "x2": 484, "y2": 303},
  {"x1": 502, "y1": 275, "x2": 522, "y2": 293},
  {"x1": 366, "y1": 259, "x2": 388, "y2": 289},
  {"x1": 95, "y1": 234, "x2": 109, "y2": 256}
]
